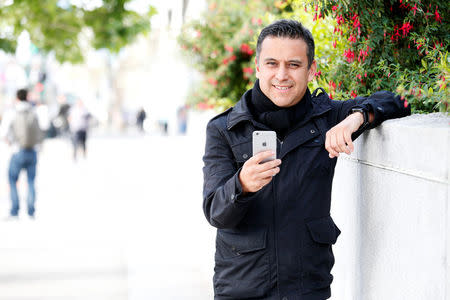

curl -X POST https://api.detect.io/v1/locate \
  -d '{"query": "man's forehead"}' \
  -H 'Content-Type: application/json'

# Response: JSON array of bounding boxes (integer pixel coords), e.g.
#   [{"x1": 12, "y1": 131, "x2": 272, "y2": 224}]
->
[{"x1": 260, "y1": 37, "x2": 307, "y2": 54}]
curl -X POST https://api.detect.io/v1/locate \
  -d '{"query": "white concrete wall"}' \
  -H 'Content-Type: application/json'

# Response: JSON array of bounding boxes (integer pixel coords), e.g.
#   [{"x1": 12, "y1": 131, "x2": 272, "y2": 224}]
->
[{"x1": 331, "y1": 113, "x2": 450, "y2": 300}]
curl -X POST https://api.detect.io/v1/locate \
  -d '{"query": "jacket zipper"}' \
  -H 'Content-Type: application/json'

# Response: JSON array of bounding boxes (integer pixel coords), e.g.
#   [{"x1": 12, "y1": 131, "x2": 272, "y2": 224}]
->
[
  {"x1": 274, "y1": 138, "x2": 283, "y2": 296},
  {"x1": 273, "y1": 171, "x2": 280, "y2": 297},
  {"x1": 277, "y1": 138, "x2": 283, "y2": 159}
]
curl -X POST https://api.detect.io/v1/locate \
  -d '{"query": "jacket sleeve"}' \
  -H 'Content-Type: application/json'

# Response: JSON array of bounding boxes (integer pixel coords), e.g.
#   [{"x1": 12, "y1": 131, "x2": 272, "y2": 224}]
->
[
  {"x1": 330, "y1": 90, "x2": 411, "y2": 140},
  {"x1": 202, "y1": 120, "x2": 256, "y2": 229}
]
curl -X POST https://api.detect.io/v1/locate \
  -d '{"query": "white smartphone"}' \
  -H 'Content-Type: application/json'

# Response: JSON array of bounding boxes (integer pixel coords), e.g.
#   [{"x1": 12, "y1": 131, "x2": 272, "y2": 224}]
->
[{"x1": 252, "y1": 131, "x2": 277, "y2": 163}]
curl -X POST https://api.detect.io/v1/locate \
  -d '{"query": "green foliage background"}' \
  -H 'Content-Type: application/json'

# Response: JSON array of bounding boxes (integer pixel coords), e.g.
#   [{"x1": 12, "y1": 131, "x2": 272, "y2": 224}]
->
[
  {"x1": 179, "y1": 0, "x2": 448, "y2": 113},
  {"x1": 0, "y1": 0, "x2": 156, "y2": 63},
  {"x1": 305, "y1": 0, "x2": 449, "y2": 113}
]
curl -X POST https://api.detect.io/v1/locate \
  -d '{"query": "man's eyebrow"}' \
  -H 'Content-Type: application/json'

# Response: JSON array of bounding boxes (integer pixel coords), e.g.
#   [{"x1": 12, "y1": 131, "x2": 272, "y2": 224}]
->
[
  {"x1": 288, "y1": 59, "x2": 303, "y2": 64},
  {"x1": 263, "y1": 58, "x2": 304, "y2": 64}
]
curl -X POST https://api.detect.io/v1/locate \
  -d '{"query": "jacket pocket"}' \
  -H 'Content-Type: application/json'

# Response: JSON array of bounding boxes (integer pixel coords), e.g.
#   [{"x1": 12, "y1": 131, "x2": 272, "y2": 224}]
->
[
  {"x1": 214, "y1": 227, "x2": 270, "y2": 298},
  {"x1": 230, "y1": 141, "x2": 252, "y2": 168},
  {"x1": 301, "y1": 215, "x2": 341, "y2": 294}
]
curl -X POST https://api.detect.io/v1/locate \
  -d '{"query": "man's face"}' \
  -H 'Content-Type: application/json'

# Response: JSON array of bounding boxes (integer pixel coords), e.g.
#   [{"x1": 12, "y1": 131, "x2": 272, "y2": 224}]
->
[{"x1": 255, "y1": 37, "x2": 316, "y2": 107}]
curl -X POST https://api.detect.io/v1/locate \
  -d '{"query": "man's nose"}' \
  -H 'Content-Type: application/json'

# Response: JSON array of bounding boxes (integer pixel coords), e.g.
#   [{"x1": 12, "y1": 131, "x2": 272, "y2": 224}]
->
[{"x1": 275, "y1": 65, "x2": 289, "y2": 81}]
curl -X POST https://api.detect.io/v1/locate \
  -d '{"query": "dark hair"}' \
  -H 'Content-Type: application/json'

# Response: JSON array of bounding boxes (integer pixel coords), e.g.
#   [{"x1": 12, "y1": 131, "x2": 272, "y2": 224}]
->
[
  {"x1": 16, "y1": 89, "x2": 28, "y2": 101},
  {"x1": 256, "y1": 19, "x2": 315, "y2": 68}
]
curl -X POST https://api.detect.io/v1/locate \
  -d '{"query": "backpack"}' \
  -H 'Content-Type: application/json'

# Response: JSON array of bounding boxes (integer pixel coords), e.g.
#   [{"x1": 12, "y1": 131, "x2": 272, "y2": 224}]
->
[{"x1": 12, "y1": 108, "x2": 44, "y2": 149}]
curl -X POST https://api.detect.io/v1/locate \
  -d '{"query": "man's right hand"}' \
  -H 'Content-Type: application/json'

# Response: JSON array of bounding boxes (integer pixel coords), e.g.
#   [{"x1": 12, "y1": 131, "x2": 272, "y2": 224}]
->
[{"x1": 239, "y1": 151, "x2": 282, "y2": 193}]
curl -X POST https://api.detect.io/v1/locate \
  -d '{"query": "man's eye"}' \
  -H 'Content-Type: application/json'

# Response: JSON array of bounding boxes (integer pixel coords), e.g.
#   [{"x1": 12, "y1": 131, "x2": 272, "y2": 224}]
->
[
  {"x1": 289, "y1": 64, "x2": 300, "y2": 68},
  {"x1": 266, "y1": 62, "x2": 277, "y2": 66}
]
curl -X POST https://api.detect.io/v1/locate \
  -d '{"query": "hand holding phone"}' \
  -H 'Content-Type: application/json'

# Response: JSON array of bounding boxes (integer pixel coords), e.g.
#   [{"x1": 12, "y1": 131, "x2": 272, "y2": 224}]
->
[{"x1": 238, "y1": 131, "x2": 281, "y2": 193}]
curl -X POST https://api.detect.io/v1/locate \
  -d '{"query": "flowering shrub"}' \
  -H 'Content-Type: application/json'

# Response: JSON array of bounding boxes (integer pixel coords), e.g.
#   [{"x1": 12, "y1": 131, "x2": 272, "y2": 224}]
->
[
  {"x1": 178, "y1": 0, "x2": 284, "y2": 110},
  {"x1": 298, "y1": 0, "x2": 449, "y2": 113},
  {"x1": 179, "y1": 0, "x2": 448, "y2": 114}
]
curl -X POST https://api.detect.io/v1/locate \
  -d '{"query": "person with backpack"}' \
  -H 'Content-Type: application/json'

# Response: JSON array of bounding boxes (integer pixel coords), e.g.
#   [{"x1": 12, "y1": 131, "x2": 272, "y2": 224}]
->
[{"x1": 0, "y1": 88, "x2": 44, "y2": 219}]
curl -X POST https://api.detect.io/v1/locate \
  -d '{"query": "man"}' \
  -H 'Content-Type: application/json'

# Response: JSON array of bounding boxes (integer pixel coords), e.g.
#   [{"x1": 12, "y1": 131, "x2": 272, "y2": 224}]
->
[
  {"x1": 136, "y1": 107, "x2": 147, "y2": 132},
  {"x1": 1, "y1": 89, "x2": 43, "y2": 219},
  {"x1": 202, "y1": 20, "x2": 410, "y2": 300},
  {"x1": 68, "y1": 99, "x2": 91, "y2": 161}
]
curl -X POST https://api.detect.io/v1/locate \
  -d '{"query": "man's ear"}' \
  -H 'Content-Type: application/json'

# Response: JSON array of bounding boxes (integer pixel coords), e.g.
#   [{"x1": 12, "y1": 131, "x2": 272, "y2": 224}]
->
[
  {"x1": 307, "y1": 60, "x2": 317, "y2": 82},
  {"x1": 255, "y1": 57, "x2": 260, "y2": 78}
]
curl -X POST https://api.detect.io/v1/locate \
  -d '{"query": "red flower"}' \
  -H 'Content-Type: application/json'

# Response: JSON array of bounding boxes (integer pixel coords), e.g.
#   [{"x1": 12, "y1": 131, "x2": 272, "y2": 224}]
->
[
  {"x1": 224, "y1": 45, "x2": 233, "y2": 53},
  {"x1": 222, "y1": 58, "x2": 229, "y2": 65},
  {"x1": 403, "y1": 100, "x2": 409, "y2": 108},
  {"x1": 329, "y1": 80, "x2": 337, "y2": 91},
  {"x1": 243, "y1": 67, "x2": 254, "y2": 74},
  {"x1": 400, "y1": 22, "x2": 413, "y2": 37},
  {"x1": 332, "y1": 40, "x2": 337, "y2": 48},
  {"x1": 332, "y1": 5, "x2": 338, "y2": 11},
  {"x1": 351, "y1": 13, "x2": 360, "y2": 30},
  {"x1": 343, "y1": 49, "x2": 355, "y2": 63},
  {"x1": 435, "y1": 7, "x2": 442, "y2": 23},
  {"x1": 197, "y1": 102, "x2": 211, "y2": 110},
  {"x1": 351, "y1": 90, "x2": 357, "y2": 98},
  {"x1": 348, "y1": 35, "x2": 357, "y2": 43},
  {"x1": 207, "y1": 78, "x2": 218, "y2": 86},
  {"x1": 412, "y1": 3, "x2": 417, "y2": 16},
  {"x1": 314, "y1": 70, "x2": 322, "y2": 77},
  {"x1": 229, "y1": 55, "x2": 237, "y2": 62},
  {"x1": 240, "y1": 43, "x2": 254, "y2": 55}
]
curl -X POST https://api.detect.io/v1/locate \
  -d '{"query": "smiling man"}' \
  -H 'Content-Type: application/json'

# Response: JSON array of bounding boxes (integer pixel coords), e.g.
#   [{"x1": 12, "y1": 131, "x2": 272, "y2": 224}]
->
[{"x1": 202, "y1": 19, "x2": 410, "y2": 300}]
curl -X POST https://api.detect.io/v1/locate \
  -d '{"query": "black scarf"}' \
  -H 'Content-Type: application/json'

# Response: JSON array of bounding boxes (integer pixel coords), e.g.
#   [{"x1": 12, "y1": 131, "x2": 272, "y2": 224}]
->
[{"x1": 249, "y1": 79, "x2": 312, "y2": 140}]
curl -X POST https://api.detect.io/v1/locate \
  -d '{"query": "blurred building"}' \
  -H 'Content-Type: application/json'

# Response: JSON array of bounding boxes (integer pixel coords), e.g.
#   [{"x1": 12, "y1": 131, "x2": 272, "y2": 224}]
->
[{"x1": 0, "y1": 0, "x2": 206, "y2": 133}]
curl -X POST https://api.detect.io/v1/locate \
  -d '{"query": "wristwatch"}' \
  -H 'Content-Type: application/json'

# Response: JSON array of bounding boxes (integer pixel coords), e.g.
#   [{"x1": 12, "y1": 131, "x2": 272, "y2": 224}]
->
[{"x1": 350, "y1": 107, "x2": 369, "y2": 130}]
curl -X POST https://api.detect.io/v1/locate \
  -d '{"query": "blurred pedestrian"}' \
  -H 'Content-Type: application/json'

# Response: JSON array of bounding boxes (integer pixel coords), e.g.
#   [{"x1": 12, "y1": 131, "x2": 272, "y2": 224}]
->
[
  {"x1": 68, "y1": 99, "x2": 91, "y2": 161},
  {"x1": 177, "y1": 105, "x2": 188, "y2": 135},
  {"x1": 136, "y1": 107, "x2": 146, "y2": 132},
  {"x1": 50, "y1": 94, "x2": 71, "y2": 137},
  {"x1": 0, "y1": 88, "x2": 44, "y2": 219}
]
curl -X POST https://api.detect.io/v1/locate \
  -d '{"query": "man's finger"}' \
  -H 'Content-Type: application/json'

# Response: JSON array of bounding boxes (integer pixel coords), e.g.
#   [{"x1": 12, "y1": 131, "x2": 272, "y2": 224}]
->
[
  {"x1": 329, "y1": 132, "x2": 340, "y2": 157},
  {"x1": 344, "y1": 131, "x2": 354, "y2": 153},
  {"x1": 251, "y1": 150, "x2": 276, "y2": 164},
  {"x1": 325, "y1": 131, "x2": 339, "y2": 158},
  {"x1": 336, "y1": 131, "x2": 349, "y2": 154},
  {"x1": 258, "y1": 158, "x2": 281, "y2": 171},
  {"x1": 259, "y1": 177, "x2": 273, "y2": 188},
  {"x1": 259, "y1": 167, "x2": 280, "y2": 179}
]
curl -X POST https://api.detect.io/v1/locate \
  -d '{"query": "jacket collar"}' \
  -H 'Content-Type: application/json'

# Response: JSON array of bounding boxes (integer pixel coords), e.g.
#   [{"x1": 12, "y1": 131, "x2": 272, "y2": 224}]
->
[{"x1": 226, "y1": 87, "x2": 332, "y2": 131}]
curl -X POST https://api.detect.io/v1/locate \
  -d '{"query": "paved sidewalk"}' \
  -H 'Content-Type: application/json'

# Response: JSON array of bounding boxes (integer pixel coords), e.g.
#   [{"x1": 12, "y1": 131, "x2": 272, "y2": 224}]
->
[{"x1": 0, "y1": 132, "x2": 215, "y2": 300}]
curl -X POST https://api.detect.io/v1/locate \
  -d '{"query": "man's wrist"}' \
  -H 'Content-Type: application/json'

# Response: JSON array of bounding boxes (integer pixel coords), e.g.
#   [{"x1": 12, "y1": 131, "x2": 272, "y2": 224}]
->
[
  {"x1": 349, "y1": 107, "x2": 369, "y2": 130},
  {"x1": 351, "y1": 111, "x2": 364, "y2": 127}
]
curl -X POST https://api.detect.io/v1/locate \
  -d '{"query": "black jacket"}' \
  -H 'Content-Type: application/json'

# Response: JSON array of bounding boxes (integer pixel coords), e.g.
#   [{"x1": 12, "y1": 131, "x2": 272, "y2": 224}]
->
[{"x1": 202, "y1": 88, "x2": 411, "y2": 300}]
